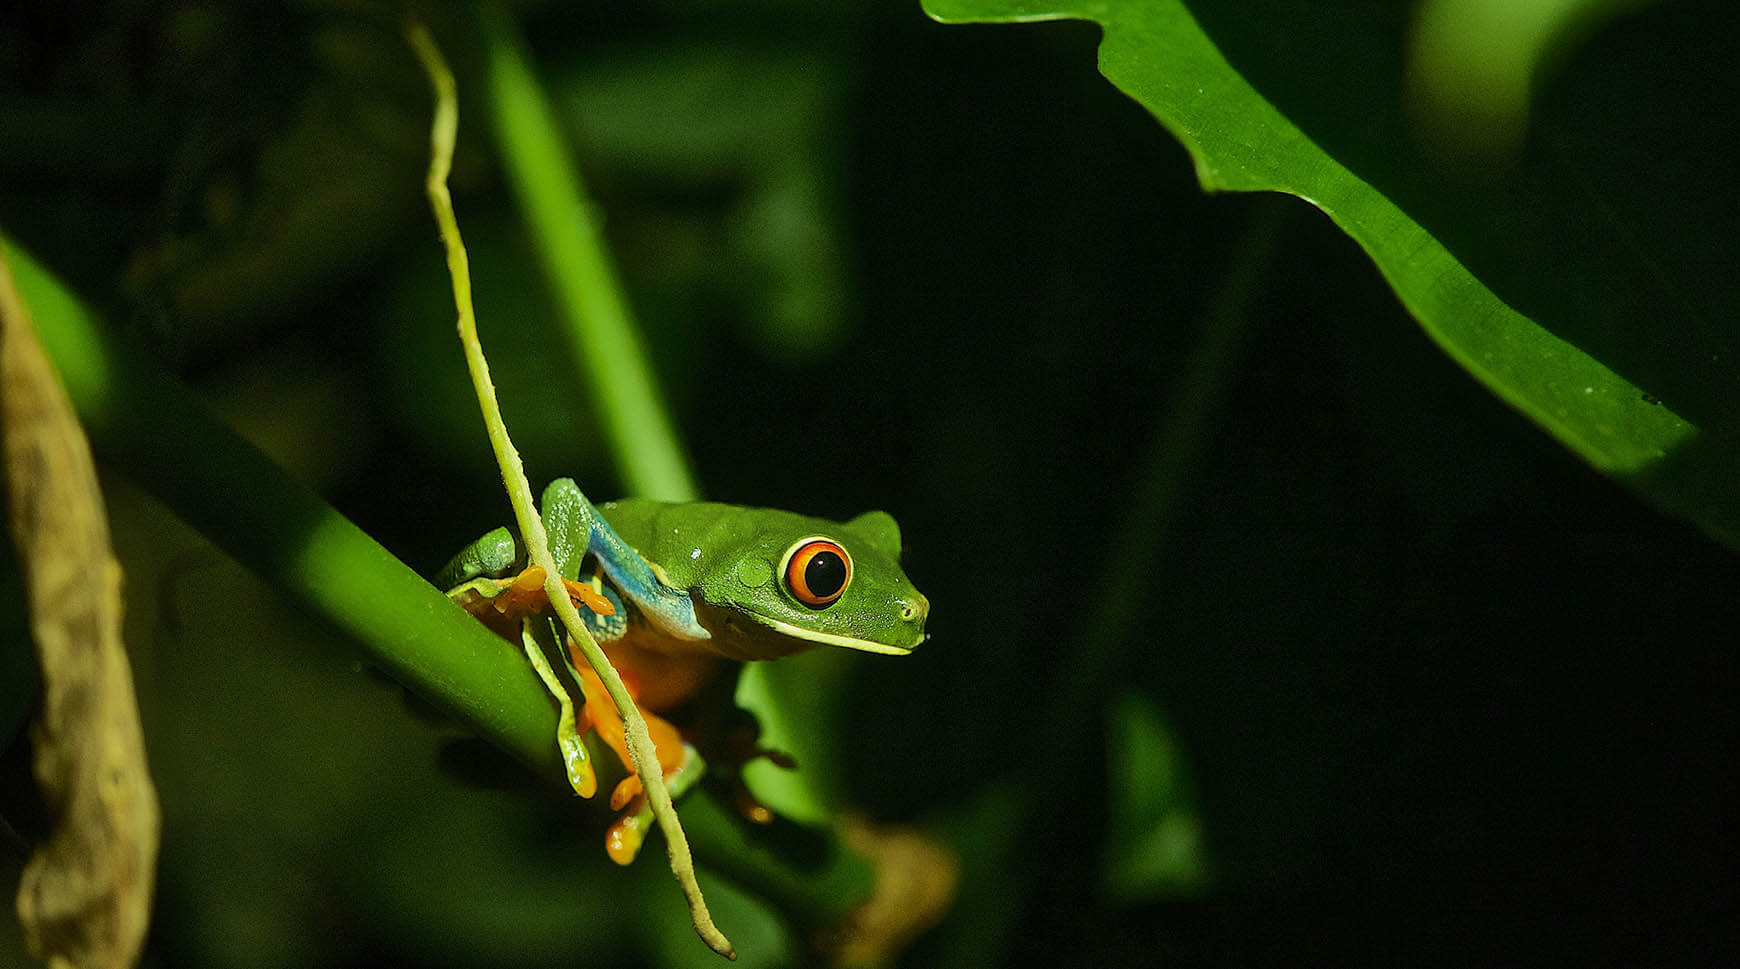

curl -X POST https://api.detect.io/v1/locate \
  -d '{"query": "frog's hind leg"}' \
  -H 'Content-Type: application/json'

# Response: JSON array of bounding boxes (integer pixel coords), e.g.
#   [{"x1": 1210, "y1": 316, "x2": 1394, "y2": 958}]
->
[
  {"x1": 571, "y1": 660, "x2": 687, "y2": 791},
  {"x1": 569, "y1": 655, "x2": 695, "y2": 865}
]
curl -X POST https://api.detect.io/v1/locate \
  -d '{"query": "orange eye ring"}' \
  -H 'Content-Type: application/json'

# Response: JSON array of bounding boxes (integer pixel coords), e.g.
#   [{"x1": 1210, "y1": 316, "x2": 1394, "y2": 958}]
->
[{"x1": 782, "y1": 538, "x2": 852, "y2": 608}]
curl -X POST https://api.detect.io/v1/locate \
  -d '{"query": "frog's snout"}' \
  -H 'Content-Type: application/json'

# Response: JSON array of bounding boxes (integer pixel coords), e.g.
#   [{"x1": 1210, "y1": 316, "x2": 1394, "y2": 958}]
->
[{"x1": 898, "y1": 591, "x2": 930, "y2": 627}]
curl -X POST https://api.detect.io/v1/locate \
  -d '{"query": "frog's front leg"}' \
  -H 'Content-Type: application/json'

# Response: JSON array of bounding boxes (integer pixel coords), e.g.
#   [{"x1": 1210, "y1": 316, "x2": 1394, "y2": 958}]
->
[
  {"x1": 445, "y1": 555, "x2": 616, "y2": 800},
  {"x1": 540, "y1": 478, "x2": 711, "y2": 642},
  {"x1": 518, "y1": 620, "x2": 595, "y2": 798},
  {"x1": 454, "y1": 565, "x2": 616, "y2": 625},
  {"x1": 438, "y1": 519, "x2": 616, "y2": 623}
]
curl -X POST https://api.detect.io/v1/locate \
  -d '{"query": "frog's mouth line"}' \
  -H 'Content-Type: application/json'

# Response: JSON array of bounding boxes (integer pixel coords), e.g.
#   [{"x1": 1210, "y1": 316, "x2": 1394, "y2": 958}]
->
[{"x1": 753, "y1": 615, "x2": 915, "y2": 655}]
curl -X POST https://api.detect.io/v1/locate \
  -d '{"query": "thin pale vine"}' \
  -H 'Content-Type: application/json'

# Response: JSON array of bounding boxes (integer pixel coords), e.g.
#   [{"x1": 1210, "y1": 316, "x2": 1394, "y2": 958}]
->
[{"x1": 405, "y1": 24, "x2": 735, "y2": 961}]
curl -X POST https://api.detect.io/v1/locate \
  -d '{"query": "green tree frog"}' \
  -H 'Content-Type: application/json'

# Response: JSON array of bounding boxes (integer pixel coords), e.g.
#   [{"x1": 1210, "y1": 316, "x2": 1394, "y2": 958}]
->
[{"x1": 437, "y1": 478, "x2": 929, "y2": 863}]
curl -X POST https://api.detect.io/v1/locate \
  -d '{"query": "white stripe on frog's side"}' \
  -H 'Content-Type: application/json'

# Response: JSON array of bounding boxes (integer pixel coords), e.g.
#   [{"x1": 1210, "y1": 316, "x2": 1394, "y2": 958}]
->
[{"x1": 688, "y1": 600, "x2": 913, "y2": 661}]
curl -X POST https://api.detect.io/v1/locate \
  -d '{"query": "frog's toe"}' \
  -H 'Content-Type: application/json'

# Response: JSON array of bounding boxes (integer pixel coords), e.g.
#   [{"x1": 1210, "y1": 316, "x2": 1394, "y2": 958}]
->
[
  {"x1": 558, "y1": 726, "x2": 596, "y2": 799},
  {"x1": 561, "y1": 577, "x2": 615, "y2": 616},
  {"x1": 605, "y1": 800, "x2": 652, "y2": 866},
  {"x1": 733, "y1": 785, "x2": 776, "y2": 825},
  {"x1": 723, "y1": 720, "x2": 798, "y2": 771},
  {"x1": 609, "y1": 774, "x2": 643, "y2": 812}
]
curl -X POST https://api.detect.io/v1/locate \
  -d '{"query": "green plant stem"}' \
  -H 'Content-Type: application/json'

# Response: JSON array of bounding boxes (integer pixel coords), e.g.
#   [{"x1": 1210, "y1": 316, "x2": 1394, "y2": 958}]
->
[
  {"x1": 472, "y1": 1, "x2": 696, "y2": 503},
  {"x1": 407, "y1": 25, "x2": 732, "y2": 959},
  {"x1": 2, "y1": 234, "x2": 560, "y2": 777}
]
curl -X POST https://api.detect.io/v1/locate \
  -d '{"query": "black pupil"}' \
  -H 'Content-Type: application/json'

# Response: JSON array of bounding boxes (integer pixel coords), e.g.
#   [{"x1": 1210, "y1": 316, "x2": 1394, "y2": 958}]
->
[{"x1": 803, "y1": 550, "x2": 848, "y2": 600}]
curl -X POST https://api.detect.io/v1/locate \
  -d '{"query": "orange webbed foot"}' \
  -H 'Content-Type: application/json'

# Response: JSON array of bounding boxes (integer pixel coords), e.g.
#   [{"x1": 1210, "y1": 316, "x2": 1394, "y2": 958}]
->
[
  {"x1": 601, "y1": 741, "x2": 701, "y2": 865},
  {"x1": 481, "y1": 566, "x2": 616, "y2": 620}
]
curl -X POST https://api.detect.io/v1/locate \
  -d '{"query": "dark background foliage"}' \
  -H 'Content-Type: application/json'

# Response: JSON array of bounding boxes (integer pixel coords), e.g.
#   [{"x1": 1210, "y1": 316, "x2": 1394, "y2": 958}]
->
[{"x1": 3, "y1": 1, "x2": 1736, "y2": 966}]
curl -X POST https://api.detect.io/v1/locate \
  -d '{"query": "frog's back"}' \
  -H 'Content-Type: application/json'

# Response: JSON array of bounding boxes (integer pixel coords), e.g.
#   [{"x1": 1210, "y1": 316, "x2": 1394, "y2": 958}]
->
[{"x1": 597, "y1": 499, "x2": 747, "y2": 588}]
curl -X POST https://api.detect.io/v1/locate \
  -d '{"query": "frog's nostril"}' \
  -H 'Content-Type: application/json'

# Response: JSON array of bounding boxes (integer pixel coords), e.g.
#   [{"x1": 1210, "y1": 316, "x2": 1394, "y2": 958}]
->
[{"x1": 900, "y1": 593, "x2": 931, "y2": 623}]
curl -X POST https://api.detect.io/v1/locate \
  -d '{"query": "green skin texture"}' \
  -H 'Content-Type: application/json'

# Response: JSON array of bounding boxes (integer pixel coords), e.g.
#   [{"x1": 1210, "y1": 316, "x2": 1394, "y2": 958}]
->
[{"x1": 440, "y1": 479, "x2": 930, "y2": 663}]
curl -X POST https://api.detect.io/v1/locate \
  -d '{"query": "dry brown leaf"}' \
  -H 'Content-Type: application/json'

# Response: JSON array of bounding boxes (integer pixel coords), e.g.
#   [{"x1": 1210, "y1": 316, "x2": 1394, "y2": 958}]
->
[
  {"x1": 1, "y1": 243, "x2": 160, "y2": 969},
  {"x1": 823, "y1": 817, "x2": 959, "y2": 967}
]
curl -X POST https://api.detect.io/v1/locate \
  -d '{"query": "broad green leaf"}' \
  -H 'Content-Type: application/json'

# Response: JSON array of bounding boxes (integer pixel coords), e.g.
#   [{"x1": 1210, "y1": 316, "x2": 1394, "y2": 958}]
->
[{"x1": 925, "y1": 0, "x2": 1740, "y2": 547}]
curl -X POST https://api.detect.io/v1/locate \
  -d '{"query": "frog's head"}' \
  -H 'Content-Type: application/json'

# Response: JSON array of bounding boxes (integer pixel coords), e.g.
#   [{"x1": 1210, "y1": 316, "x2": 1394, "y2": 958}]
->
[{"x1": 682, "y1": 507, "x2": 929, "y2": 662}]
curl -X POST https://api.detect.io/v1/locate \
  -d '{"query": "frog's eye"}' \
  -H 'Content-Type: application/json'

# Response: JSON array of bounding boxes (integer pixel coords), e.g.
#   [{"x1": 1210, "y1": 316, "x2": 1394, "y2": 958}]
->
[{"x1": 782, "y1": 538, "x2": 852, "y2": 608}]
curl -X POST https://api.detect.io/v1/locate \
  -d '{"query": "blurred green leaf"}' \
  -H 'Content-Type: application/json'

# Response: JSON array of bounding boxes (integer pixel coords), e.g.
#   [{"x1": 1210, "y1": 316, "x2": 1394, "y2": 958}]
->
[
  {"x1": 5, "y1": 230, "x2": 566, "y2": 780},
  {"x1": 925, "y1": 0, "x2": 1740, "y2": 547},
  {"x1": 556, "y1": 42, "x2": 852, "y2": 363},
  {"x1": 1101, "y1": 691, "x2": 1209, "y2": 902},
  {"x1": 1404, "y1": 0, "x2": 1663, "y2": 167},
  {"x1": 475, "y1": 3, "x2": 697, "y2": 503}
]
